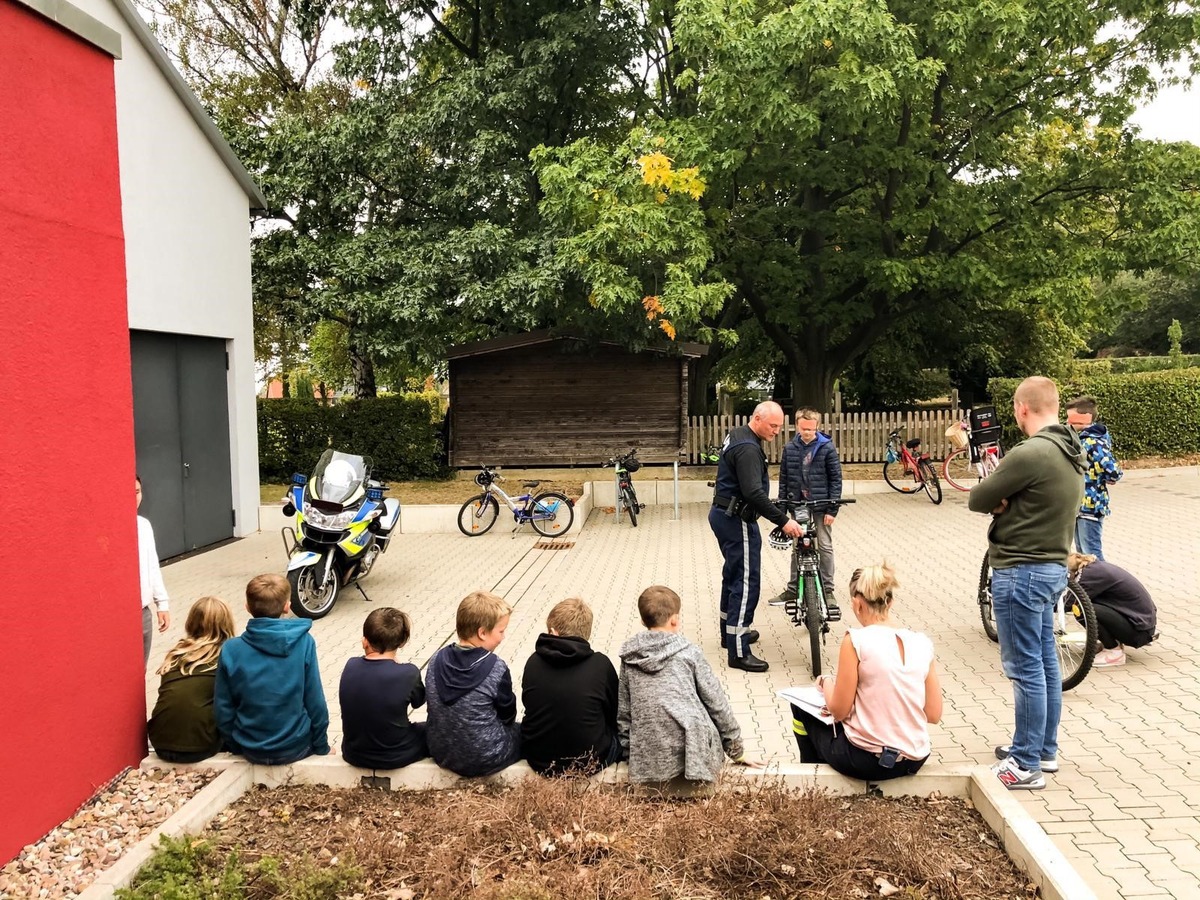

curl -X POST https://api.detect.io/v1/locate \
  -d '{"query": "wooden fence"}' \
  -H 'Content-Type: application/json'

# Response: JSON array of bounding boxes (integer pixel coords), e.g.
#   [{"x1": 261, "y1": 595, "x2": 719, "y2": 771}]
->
[{"x1": 685, "y1": 408, "x2": 966, "y2": 464}]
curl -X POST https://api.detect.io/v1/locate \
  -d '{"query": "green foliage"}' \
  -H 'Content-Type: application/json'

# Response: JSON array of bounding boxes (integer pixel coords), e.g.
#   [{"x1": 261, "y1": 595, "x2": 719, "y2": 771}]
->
[
  {"x1": 1168, "y1": 319, "x2": 1185, "y2": 366},
  {"x1": 988, "y1": 370, "x2": 1200, "y2": 457},
  {"x1": 257, "y1": 395, "x2": 448, "y2": 481},
  {"x1": 1074, "y1": 355, "x2": 1200, "y2": 375},
  {"x1": 117, "y1": 835, "x2": 363, "y2": 900},
  {"x1": 1091, "y1": 271, "x2": 1200, "y2": 356}
]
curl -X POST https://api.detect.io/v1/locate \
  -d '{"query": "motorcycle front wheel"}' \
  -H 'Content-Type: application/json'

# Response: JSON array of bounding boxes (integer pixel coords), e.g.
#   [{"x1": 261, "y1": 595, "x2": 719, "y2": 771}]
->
[{"x1": 288, "y1": 566, "x2": 339, "y2": 619}]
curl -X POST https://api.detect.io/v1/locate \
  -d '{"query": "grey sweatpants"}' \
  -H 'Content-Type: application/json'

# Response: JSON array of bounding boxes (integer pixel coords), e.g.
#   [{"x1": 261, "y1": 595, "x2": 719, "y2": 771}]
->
[
  {"x1": 143, "y1": 605, "x2": 153, "y2": 668},
  {"x1": 787, "y1": 520, "x2": 835, "y2": 595}
]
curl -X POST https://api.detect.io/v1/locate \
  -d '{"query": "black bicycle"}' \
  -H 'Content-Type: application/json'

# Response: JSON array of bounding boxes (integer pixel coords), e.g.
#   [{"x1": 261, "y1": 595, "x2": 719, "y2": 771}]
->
[
  {"x1": 604, "y1": 448, "x2": 644, "y2": 526},
  {"x1": 769, "y1": 498, "x2": 856, "y2": 677},
  {"x1": 977, "y1": 551, "x2": 1098, "y2": 691}
]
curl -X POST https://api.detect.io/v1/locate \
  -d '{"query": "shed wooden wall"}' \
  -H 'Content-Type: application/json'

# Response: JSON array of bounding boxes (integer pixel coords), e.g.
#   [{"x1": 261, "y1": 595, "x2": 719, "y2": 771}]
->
[{"x1": 449, "y1": 344, "x2": 689, "y2": 466}]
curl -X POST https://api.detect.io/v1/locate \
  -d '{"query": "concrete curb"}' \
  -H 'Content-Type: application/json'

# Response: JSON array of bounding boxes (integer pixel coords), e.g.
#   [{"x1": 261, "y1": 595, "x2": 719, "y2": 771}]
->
[{"x1": 109, "y1": 756, "x2": 1088, "y2": 899}]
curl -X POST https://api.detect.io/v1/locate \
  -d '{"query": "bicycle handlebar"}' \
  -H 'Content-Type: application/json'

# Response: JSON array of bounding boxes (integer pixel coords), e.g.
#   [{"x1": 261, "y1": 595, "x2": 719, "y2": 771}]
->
[{"x1": 775, "y1": 498, "x2": 857, "y2": 510}]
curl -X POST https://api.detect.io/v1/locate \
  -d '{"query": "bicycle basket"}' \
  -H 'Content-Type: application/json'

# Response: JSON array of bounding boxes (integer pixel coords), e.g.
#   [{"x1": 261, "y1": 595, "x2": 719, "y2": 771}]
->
[
  {"x1": 945, "y1": 423, "x2": 969, "y2": 451},
  {"x1": 624, "y1": 458, "x2": 642, "y2": 473}
]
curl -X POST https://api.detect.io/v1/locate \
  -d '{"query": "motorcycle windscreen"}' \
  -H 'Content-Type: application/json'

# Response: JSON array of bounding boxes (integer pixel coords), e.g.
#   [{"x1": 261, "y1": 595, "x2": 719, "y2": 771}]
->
[{"x1": 312, "y1": 450, "x2": 370, "y2": 504}]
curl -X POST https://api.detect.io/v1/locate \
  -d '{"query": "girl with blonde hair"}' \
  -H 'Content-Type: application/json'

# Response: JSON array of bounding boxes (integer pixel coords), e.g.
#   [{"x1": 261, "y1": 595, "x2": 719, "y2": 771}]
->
[
  {"x1": 148, "y1": 596, "x2": 236, "y2": 762},
  {"x1": 789, "y1": 563, "x2": 942, "y2": 781}
]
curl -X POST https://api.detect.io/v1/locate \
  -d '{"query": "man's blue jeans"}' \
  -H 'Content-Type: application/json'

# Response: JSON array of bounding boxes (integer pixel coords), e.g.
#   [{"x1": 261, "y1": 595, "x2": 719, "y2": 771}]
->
[
  {"x1": 991, "y1": 563, "x2": 1067, "y2": 772},
  {"x1": 1074, "y1": 516, "x2": 1105, "y2": 560}
]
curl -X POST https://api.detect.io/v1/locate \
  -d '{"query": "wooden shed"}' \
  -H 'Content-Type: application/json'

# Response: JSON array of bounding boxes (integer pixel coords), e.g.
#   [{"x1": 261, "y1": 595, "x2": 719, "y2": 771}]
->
[{"x1": 447, "y1": 330, "x2": 708, "y2": 466}]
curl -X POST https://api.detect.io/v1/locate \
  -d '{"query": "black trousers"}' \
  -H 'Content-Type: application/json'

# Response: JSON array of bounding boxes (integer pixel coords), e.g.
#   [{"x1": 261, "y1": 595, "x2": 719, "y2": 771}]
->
[
  {"x1": 1093, "y1": 605, "x2": 1154, "y2": 649},
  {"x1": 791, "y1": 706, "x2": 926, "y2": 782}
]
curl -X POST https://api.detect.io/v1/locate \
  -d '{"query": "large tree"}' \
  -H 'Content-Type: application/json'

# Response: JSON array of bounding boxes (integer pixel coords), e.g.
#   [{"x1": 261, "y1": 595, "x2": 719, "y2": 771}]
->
[{"x1": 536, "y1": 0, "x2": 1200, "y2": 411}]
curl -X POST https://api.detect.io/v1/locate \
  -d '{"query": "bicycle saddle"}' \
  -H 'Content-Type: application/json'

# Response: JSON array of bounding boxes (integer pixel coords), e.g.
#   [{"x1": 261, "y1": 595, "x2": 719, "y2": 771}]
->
[
  {"x1": 905, "y1": 438, "x2": 922, "y2": 449},
  {"x1": 523, "y1": 480, "x2": 542, "y2": 488}
]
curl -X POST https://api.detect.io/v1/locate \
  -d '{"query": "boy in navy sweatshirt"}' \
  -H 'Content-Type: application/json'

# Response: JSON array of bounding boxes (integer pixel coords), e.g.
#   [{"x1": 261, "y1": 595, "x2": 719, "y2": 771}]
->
[
  {"x1": 426, "y1": 591, "x2": 521, "y2": 776},
  {"x1": 214, "y1": 574, "x2": 329, "y2": 765}
]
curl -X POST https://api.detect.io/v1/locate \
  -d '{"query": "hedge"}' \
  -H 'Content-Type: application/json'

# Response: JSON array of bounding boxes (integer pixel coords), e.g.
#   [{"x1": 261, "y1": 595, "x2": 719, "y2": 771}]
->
[
  {"x1": 1074, "y1": 355, "x2": 1200, "y2": 375},
  {"x1": 987, "y1": 369, "x2": 1200, "y2": 457},
  {"x1": 257, "y1": 395, "x2": 448, "y2": 483}
]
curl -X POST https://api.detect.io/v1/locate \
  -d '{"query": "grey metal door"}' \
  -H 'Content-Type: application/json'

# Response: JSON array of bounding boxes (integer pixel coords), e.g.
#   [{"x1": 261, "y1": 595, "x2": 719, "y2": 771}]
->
[{"x1": 131, "y1": 331, "x2": 234, "y2": 558}]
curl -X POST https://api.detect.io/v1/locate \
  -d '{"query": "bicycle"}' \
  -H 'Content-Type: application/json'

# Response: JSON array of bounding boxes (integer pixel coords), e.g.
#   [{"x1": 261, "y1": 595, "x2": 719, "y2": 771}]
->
[
  {"x1": 457, "y1": 466, "x2": 575, "y2": 537},
  {"x1": 769, "y1": 498, "x2": 856, "y2": 678},
  {"x1": 698, "y1": 444, "x2": 722, "y2": 465},
  {"x1": 883, "y1": 427, "x2": 942, "y2": 504},
  {"x1": 943, "y1": 406, "x2": 1003, "y2": 492},
  {"x1": 977, "y1": 551, "x2": 1098, "y2": 690},
  {"x1": 604, "y1": 448, "x2": 644, "y2": 526}
]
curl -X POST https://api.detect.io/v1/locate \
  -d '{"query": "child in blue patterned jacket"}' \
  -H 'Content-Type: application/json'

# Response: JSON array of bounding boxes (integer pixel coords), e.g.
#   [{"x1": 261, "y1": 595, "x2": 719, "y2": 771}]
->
[{"x1": 1066, "y1": 396, "x2": 1122, "y2": 560}]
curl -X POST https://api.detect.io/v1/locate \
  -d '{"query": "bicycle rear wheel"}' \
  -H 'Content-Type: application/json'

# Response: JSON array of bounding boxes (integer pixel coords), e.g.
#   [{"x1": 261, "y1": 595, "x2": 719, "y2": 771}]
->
[
  {"x1": 978, "y1": 552, "x2": 998, "y2": 642},
  {"x1": 457, "y1": 494, "x2": 500, "y2": 536},
  {"x1": 883, "y1": 461, "x2": 920, "y2": 493},
  {"x1": 529, "y1": 491, "x2": 574, "y2": 537},
  {"x1": 943, "y1": 449, "x2": 973, "y2": 492},
  {"x1": 621, "y1": 485, "x2": 638, "y2": 527},
  {"x1": 1059, "y1": 580, "x2": 1098, "y2": 691},
  {"x1": 804, "y1": 573, "x2": 822, "y2": 678},
  {"x1": 919, "y1": 459, "x2": 942, "y2": 504}
]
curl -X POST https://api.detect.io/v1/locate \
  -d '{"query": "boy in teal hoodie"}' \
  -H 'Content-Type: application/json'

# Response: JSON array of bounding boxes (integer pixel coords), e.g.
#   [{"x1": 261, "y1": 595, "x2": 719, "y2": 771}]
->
[{"x1": 215, "y1": 574, "x2": 330, "y2": 765}]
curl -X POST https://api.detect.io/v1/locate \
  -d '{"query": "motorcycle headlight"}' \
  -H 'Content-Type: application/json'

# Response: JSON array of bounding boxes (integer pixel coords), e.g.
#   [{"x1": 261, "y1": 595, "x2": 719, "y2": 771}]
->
[{"x1": 303, "y1": 503, "x2": 357, "y2": 530}]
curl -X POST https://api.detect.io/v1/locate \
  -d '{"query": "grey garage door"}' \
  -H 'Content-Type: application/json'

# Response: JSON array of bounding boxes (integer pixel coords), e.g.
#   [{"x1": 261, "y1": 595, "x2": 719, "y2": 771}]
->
[{"x1": 131, "y1": 331, "x2": 234, "y2": 559}]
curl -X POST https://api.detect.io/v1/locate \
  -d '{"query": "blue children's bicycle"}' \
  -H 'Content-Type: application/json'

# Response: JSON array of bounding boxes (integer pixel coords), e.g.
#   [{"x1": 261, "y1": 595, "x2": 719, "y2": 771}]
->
[{"x1": 457, "y1": 466, "x2": 574, "y2": 537}]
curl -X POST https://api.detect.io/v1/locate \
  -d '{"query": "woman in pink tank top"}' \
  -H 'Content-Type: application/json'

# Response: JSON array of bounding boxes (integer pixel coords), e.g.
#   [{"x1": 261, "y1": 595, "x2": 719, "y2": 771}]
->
[{"x1": 789, "y1": 563, "x2": 943, "y2": 781}]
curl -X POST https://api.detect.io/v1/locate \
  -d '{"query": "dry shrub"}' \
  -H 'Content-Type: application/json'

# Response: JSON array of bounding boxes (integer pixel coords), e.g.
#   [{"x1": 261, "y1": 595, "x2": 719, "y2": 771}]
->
[{"x1": 204, "y1": 776, "x2": 1036, "y2": 899}]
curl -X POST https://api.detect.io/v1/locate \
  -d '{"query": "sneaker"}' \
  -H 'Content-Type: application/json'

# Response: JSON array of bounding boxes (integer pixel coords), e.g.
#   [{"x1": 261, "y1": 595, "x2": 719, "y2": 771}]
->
[
  {"x1": 992, "y1": 757, "x2": 1045, "y2": 790},
  {"x1": 768, "y1": 589, "x2": 797, "y2": 608},
  {"x1": 1094, "y1": 646, "x2": 1126, "y2": 667},
  {"x1": 994, "y1": 746, "x2": 1058, "y2": 773}
]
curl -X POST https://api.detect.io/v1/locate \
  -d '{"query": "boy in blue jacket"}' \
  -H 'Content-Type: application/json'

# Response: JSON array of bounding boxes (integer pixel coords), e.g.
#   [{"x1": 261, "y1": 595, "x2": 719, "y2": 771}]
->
[
  {"x1": 769, "y1": 408, "x2": 844, "y2": 619},
  {"x1": 214, "y1": 574, "x2": 330, "y2": 765},
  {"x1": 1066, "y1": 396, "x2": 1122, "y2": 560}
]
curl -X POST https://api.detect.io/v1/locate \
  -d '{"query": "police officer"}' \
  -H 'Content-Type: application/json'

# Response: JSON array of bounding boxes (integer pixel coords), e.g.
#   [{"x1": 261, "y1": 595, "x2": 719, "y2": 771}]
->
[{"x1": 709, "y1": 401, "x2": 801, "y2": 672}]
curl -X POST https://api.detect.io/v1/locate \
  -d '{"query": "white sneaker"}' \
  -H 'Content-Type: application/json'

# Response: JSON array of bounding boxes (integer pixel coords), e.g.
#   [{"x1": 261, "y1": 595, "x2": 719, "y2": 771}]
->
[
  {"x1": 991, "y1": 757, "x2": 1045, "y2": 790},
  {"x1": 1094, "y1": 646, "x2": 1126, "y2": 667}
]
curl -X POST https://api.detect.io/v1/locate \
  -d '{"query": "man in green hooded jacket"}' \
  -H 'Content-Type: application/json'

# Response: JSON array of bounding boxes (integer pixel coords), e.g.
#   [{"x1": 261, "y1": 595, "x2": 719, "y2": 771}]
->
[{"x1": 969, "y1": 376, "x2": 1084, "y2": 791}]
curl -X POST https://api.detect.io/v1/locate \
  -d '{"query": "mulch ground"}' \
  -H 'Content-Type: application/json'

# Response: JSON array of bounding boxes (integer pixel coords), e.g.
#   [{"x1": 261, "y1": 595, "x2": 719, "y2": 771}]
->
[{"x1": 198, "y1": 779, "x2": 1037, "y2": 899}]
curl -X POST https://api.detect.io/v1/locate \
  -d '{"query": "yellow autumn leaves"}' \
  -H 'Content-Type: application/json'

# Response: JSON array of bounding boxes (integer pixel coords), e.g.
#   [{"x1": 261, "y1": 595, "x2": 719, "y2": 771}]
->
[
  {"x1": 637, "y1": 151, "x2": 706, "y2": 203},
  {"x1": 642, "y1": 295, "x2": 676, "y2": 340}
]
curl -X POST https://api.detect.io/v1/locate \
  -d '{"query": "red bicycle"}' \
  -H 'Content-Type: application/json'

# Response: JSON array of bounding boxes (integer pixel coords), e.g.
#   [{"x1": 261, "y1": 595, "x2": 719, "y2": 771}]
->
[{"x1": 883, "y1": 427, "x2": 942, "y2": 504}]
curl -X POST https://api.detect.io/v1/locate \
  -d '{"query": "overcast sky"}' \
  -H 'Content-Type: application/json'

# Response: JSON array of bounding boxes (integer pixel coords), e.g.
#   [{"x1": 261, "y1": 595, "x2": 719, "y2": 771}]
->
[{"x1": 1132, "y1": 80, "x2": 1200, "y2": 144}]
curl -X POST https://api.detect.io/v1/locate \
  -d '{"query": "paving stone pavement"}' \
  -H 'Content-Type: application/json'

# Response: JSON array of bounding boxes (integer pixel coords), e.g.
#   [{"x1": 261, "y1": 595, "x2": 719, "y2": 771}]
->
[{"x1": 146, "y1": 468, "x2": 1200, "y2": 900}]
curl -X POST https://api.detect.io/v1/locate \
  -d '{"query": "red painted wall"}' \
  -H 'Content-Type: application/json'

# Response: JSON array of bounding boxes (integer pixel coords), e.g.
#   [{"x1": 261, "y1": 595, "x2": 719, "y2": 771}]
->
[{"x1": 0, "y1": 0, "x2": 144, "y2": 863}]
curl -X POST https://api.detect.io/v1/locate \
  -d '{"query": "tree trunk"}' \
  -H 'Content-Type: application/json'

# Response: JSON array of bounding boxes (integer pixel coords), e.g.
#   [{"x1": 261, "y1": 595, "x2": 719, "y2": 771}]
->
[
  {"x1": 349, "y1": 328, "x2": 377, "y2": 399},
  {"x1": 792, "y1": 363, "x2": 836, "y2": 415}
]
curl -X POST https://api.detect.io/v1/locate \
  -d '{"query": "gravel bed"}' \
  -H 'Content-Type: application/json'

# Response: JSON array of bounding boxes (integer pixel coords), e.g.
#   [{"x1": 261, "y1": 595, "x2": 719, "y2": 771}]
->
[{"x1": 0, "y1": 767, "x2": 216, "y2": 899}]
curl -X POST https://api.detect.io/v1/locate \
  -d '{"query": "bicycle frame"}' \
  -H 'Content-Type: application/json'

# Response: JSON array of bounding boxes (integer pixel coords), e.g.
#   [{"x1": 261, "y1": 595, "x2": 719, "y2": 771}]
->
[{"x1": 605, "y1": 449, "x2": 642, "y2": 525}]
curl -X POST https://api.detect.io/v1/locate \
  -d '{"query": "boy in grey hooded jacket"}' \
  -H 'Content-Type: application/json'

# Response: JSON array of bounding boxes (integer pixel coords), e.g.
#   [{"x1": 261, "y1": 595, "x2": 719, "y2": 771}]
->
[{"x1": 617, "y1": 586, "x2": 745, "y2": 783}]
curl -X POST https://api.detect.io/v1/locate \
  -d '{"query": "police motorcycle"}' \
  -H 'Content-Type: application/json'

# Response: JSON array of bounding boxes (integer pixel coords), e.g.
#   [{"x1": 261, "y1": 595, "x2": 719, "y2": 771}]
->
[{"x1": 281, "y1": 450, "x2": 400, "y2": 619}]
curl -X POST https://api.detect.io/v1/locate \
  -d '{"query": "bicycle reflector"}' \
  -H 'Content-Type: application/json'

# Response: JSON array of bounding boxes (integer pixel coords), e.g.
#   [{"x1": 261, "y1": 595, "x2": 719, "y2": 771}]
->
[{"x1": 768, "y1": 526, "x2": 792, "y2": 550}]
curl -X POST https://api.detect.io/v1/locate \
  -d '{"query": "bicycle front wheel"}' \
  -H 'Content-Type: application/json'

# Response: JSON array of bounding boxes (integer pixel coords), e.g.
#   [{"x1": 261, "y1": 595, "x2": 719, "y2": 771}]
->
[
  {"x1": 458, "y1": 494, "x2": 499, "y2": 536},
  {"x1": 1059, "y1": 580, "x2": 1098, "y2": 691},
  {"x1": 919, "y1": 459, "x2": 942, "y2": 504},
  {"x1": 621, "y1": 486, "x2": 638, "y2": 527},
  {"x1": 883, "y1": 461, "x2": 920, "y2": 493},
  {"x1": 978, "y1": 552, "x2": 998, "y2": 642},
  {"x1": 943, "y1": 449, "x2": 973, "y2": 492},
  {"x1": 529, "y1": 491, "x2": 574, "y2": 537},
  {"x1": 804, "y1": 573, "x2": 823, "y2": 678}
]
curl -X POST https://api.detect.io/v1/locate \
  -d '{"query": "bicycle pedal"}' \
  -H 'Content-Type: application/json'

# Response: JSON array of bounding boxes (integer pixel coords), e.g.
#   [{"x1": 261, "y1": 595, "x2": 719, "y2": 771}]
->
[{"x1": 783, "y1": 599, "x2": 799, "y2": 619}]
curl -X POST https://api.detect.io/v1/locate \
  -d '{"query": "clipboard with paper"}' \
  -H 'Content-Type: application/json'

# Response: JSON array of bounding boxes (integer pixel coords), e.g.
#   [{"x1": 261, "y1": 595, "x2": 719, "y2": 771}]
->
[{"x1": 776, "y1": 685, "x2": 835, "y2": 725}]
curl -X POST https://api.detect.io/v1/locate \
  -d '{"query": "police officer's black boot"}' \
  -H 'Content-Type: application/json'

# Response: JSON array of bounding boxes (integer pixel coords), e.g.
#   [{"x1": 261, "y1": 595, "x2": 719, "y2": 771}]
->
[{"x1": 729, "y1": 651, "x2": 769, "y2": 673}]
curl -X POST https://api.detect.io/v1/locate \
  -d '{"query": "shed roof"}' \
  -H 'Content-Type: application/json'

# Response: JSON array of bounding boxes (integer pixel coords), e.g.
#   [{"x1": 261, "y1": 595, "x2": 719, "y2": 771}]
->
[
  {"x1": 14, "y1": 0, "x2": 268, "y2": 212},
  {"x1": 446, "y1": 328, "x2": 708, "y2": 361}
]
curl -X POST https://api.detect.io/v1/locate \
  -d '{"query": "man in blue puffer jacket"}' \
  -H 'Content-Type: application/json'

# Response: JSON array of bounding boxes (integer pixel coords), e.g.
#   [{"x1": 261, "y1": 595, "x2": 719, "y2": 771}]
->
[{"x1": 769, "y1": 408, "x2": 844, "y2": 619}]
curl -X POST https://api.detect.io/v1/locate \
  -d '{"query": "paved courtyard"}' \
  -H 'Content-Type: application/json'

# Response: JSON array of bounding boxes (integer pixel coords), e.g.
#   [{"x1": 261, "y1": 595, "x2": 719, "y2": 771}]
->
[{"x1": 148, "y1": 468, "x2": 1200, "y2": 900}]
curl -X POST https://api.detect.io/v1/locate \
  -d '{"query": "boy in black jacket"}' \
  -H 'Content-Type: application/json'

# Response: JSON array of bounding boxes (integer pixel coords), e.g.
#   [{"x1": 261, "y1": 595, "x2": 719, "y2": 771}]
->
[{"x1": 521, "y1": 598, "x2": 621, "y2": 775}]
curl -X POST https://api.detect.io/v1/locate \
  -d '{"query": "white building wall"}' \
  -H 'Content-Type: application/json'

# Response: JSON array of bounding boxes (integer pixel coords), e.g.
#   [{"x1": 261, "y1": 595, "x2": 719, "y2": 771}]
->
[{"x1": 70, "y1": 0, "x2": 260, "y2": 536}]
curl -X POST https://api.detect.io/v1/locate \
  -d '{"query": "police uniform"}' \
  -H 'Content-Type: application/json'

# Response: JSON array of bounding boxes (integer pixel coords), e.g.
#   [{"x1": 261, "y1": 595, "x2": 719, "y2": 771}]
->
[{"x1": 709, "y1": 424, "x2": 790, "y2": 665}]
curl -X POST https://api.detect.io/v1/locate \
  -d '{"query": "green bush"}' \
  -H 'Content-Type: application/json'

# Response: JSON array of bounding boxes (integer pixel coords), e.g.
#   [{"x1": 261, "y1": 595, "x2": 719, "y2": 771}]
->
[
  {"x1": 258, "y1": 395, "x2": 448, "y2": 482},
  {"x1": 1073, "y1": 355, "x2": 1200, "y2": 375},
  {"x1": 988, "y1": 369, "x2": 1200, "y2": 457}
]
